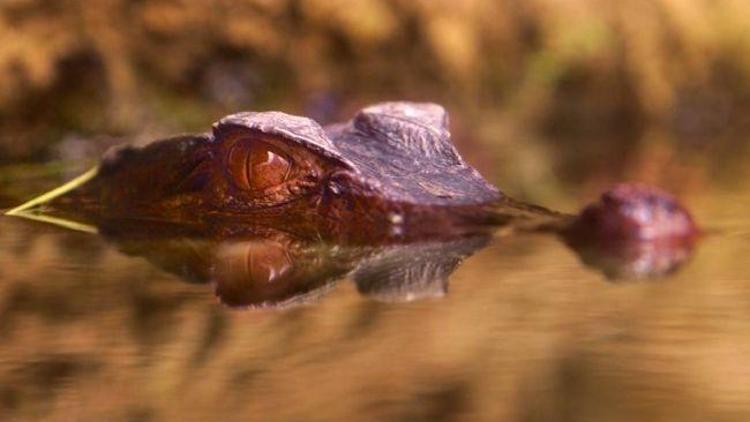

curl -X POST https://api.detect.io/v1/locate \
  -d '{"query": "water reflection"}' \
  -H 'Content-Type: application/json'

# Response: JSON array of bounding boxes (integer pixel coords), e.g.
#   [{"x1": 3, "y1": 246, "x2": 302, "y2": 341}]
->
[
  {"x1": 212, "y1": 239, "x2": 339, "y2": 308},
  {"x1": 96, "y1": 220, "x2": 492, "y2": 308},
  {"x1": 562, "y1": 235, "x2": 697, "y2": 280},
  {"x1": 77, "y1": 217, "x2": 698, "y2": 308},
  {"x1": 352, "y1": 236, "x2": 490, "y2": 302},
  {"x1": 1, "y1": 191, "x2": 744, "y2": 421}
]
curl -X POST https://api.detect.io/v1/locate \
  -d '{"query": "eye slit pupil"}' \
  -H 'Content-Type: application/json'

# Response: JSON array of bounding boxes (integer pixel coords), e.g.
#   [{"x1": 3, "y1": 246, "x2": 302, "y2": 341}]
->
[
  {"x1": 227, "y1": 140, "x2": 292, "y2": 192},
  {"x1": 228, "y1": 143, "x2": 250, "y2": 188}
]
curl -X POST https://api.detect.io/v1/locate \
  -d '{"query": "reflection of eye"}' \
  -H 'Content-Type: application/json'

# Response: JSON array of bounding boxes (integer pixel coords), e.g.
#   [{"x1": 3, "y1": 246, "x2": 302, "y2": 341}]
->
[
  {"x1": 213, "y1": 241, "x2": 295, "y2": 307},
  {"x1": 243, "y1": 241, "x2": 292, "y2": 283},
  {"x1": 227, "y1": 141, "x2": 291, "y2": 192}
]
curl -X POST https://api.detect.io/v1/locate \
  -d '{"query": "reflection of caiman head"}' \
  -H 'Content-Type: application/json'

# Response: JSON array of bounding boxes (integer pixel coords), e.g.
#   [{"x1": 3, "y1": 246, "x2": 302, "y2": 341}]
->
[
  {"x1": 103, "y1": 221, "x2": 490, "y2": 309},
  {"x1": 50, "y1": 102, "x2": 502, "y2": 241}
]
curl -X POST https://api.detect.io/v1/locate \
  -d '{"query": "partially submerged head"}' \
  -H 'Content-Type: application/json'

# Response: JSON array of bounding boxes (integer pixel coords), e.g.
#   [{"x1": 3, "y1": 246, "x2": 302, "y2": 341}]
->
[{"x1": 49, "y1": 102, "x2": 501, "y2": 240}]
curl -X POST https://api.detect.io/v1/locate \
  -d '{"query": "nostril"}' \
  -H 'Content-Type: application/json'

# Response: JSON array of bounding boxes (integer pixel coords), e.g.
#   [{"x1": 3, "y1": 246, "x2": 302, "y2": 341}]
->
[
  {"x1": 563, "y1": 183, "x2": 699, "y2": 280},
  {"x1": 570, "y1": 183, "x2": 698, "y2": 241}
]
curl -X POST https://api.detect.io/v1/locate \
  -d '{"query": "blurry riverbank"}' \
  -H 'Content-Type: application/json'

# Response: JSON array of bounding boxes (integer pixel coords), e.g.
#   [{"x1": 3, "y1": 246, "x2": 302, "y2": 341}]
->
[{"x1": 2, "y1": 0, "x2": 750, "y2": 203}]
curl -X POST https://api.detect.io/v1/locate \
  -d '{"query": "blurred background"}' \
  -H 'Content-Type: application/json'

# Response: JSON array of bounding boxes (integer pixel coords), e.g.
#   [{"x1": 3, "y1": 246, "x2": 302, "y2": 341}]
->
[
  {"x1": 3, "y1": 0, "x2": 750, "y2": 205},
  {"x1": 4, "y1": 2, "x2": 750, "y2": 421}
]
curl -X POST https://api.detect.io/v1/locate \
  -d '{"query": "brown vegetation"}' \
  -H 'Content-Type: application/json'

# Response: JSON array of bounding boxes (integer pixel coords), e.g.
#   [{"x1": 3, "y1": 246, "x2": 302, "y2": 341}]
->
[{"x1": 2, "y1": 0, "x2": 750, "y2": 196}]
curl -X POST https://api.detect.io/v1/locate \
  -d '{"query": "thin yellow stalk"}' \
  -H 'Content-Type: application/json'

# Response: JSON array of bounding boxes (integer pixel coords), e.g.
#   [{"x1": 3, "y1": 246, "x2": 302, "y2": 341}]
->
[
  {"x1": 4, "y1": 166, "x2": 99, "y2": 216},
  {"x1": 6, "y1": 212, "x2": 98, "y2": 234}
]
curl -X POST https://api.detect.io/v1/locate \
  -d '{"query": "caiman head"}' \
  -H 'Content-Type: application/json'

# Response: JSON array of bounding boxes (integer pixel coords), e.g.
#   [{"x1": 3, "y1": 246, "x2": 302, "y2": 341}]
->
[{"x1": 48, "y1": 102, "x2": 502, "y2": 240}]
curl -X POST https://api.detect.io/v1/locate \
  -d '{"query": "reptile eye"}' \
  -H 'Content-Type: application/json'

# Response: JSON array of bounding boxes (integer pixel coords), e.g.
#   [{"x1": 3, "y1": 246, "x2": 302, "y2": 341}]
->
[{"x1": 227, "y1": 141, "x2": 291, "y2": 192}]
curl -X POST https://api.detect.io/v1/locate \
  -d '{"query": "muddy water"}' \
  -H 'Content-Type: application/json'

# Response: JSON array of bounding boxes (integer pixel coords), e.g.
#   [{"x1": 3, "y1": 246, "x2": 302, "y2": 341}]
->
[{"x1": 1, "y1": 172, "x2": 750, "y2": 421}]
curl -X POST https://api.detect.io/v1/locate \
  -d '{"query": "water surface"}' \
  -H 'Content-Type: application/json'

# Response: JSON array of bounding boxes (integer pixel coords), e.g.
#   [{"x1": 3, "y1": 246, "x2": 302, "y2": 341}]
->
[{"x1": 1, "y1": 173, "x2": 750, "y2": 421}]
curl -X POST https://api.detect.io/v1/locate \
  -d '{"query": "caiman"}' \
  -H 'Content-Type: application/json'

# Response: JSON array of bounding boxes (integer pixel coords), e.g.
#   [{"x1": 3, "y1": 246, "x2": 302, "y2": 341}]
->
[{"x1": 6, "y1": 101, "x2": 697, "y2": 246}]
